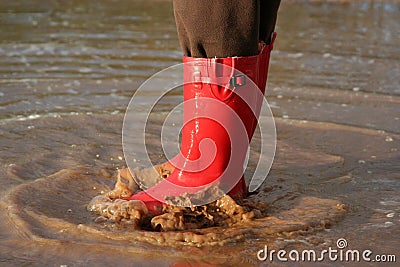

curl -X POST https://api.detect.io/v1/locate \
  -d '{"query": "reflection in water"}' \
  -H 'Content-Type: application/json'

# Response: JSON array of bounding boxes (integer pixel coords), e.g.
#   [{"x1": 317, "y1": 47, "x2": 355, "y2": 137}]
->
[{"x1": 0, "y1": 0, "x2": 399, "y2": 266}]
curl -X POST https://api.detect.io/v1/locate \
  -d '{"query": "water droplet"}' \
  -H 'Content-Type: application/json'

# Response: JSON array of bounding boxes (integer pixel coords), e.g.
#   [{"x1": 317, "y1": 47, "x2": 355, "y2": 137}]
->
[{"x1": 385, "y1": 136, "x2": 393, "y2": 142}]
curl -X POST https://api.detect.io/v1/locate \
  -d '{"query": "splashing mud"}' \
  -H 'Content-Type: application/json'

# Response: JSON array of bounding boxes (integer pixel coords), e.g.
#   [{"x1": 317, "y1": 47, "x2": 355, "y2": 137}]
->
[
  {"x1": 86, "y1": 165, "x2": 260, "y2": 232},
  {"x1": 86, "y1": 163, "x2": 347, "y2": 237}
]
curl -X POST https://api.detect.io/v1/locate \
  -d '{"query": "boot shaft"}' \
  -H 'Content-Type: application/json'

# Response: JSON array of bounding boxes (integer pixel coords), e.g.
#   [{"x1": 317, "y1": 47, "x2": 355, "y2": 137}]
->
[{"x1": 182, "y1": 33, "x2": 275, "y2": 140}]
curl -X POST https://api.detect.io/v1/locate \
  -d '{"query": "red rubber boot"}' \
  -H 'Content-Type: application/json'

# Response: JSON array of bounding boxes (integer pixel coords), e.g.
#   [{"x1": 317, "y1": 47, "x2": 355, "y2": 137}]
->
[{"x1": 126, "y1": 35, "x2": 276, "y2": 215}]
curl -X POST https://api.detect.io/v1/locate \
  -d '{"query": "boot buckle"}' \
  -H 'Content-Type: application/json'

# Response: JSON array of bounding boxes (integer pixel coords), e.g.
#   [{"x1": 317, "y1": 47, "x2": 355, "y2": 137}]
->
[{"x1": 229, "y1": 74, "x2": 246, "y2": 87}]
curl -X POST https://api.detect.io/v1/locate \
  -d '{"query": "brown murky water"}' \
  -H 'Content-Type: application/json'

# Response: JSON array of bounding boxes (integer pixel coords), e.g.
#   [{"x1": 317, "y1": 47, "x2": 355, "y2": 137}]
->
[{"x1": 0, "y1": 0, "x2": 399, "y2": 266}]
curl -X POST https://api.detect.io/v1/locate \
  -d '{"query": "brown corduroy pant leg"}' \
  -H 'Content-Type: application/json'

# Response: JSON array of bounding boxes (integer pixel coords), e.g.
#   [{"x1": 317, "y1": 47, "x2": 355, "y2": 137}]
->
[{"x1": 173, "y1": 0, "x2": 280, "y2": 58}]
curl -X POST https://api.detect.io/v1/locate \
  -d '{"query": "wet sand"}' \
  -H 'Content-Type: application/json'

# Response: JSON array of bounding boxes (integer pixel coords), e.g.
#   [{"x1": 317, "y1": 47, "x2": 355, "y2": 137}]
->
[{"x1": 0, "y1": 0, "x2": 399, "y2": 266}]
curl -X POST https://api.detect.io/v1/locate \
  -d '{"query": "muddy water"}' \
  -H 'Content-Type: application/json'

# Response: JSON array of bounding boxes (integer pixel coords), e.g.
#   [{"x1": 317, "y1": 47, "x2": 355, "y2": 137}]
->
[{"x1": 0, "y1": 0, "x2": 399, "y2": 266}]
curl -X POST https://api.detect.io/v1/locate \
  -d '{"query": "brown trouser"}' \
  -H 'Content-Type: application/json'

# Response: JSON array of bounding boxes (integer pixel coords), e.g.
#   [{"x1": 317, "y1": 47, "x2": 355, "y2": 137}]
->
[{"x1": 173, "y1": 0, "x2": 281, "y2": 58}]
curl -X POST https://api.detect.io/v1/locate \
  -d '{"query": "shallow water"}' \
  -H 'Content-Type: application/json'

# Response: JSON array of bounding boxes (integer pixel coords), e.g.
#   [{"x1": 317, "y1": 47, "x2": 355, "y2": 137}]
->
[{"x1": 0, "y1": 0, "x2": 399, "y2": 266}]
